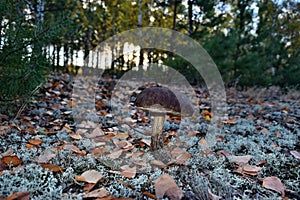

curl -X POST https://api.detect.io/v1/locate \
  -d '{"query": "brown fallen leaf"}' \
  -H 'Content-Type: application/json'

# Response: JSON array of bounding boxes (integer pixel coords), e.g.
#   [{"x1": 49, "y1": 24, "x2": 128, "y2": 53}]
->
[
  {"x1": 83, "y1": 183, "x2": 96, "y2": 193},
  {"x1": 70, "y1": 133, "x2": 82, "y2": 140},
  {"x1": 140, "y1": 139, "x2": 151, "y2": 147},
  {"x1": 6, "y1": 191, "x2": 30, "y2": 200},
  {"x1": 235, "y1": 164, "x2": 262, "y2": 176},
  {"x1": 63, "y1": 144, "x2": 86, "y2": 155},
  {"x1": 1, "y1": 155, "x2": 23, "y2": 167},
  {"x1": 75, "y1": 169, "x2": 103, "y2": 184},
  {"x1": 153, "y1": 174, "x2": 183, "y2": 200},
  {"x1": 26, "y1": 139, "x2": 42, "y2": 149},
  {"x1": 143, "y1": 191, "x2": 156, "y2": 199},
  {"x1": 229, "y1": 155, "x2": 252, "y2": 165},
  {"x1": 168, "y1": 148, "x2": 192, "y2": 165},
  {"x1": 151, "y1": 160, "x2": 167, "y2": 168},
  {"x1": 120, "y1": 165, "x2": 136, "y2": 179},
  {"x1": 41, "y1": 163, "x2": 63, "y2": 173},
  {"x1": 87, "y1": 126, "x2": 105, "y2": 138},
  {"x1": 107, "y1": 150, "x2": 123, "y2": 159},
  {"x1": 36, "y1": 150, "x2": 57, "y2": 163},
  {"x1": 113, "y1": 139, "x2": 134, "y2": 150},
  {"x1": 83, "y1": 187, "x2": 110, "y2": 198},
  {"x1": 261, "y1": 176, "x2": 286, "y2": 197},
  {"x1": 0, "y1": 125, "x2": 11, "y2": 135},
  {"x1": 0, "y1": 160, "x2": 8, "y2": 171}
]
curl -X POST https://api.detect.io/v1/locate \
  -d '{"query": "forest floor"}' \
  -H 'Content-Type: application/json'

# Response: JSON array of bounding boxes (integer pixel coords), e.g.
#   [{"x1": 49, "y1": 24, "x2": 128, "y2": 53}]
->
[{"x1": 0, "y1": 73, "x2": 299, "y2": 200}]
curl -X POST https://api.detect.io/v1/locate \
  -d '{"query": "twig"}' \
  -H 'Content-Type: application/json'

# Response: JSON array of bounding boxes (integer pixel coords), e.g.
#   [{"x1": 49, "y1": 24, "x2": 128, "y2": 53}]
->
[{"x1": 13, "y1": 83, "x2": 43, "y2": 120}]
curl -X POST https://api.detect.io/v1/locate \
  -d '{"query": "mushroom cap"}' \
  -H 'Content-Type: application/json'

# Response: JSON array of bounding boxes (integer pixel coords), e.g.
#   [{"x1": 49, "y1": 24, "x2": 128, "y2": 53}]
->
[{"x1": 135, "y1": 86, "x2": 194, "y2": 116}]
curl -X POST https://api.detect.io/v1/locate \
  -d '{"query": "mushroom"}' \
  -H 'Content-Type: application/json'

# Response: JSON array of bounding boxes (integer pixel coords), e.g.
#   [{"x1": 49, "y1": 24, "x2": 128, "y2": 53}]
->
[{"x1": 135, "y1": 86, "x2": 194, "y2": 151}]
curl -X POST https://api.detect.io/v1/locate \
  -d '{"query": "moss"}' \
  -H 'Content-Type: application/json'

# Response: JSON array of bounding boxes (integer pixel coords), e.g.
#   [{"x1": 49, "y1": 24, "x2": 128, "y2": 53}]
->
[{"x1": 0, "y1": 164, "x2": 62, "y2": 199}]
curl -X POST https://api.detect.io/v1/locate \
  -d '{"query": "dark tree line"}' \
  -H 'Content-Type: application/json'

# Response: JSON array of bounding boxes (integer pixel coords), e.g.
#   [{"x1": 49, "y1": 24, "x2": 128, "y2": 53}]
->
[{"x1": 0, "y1": 0, "x2": 299, "y2": 99}]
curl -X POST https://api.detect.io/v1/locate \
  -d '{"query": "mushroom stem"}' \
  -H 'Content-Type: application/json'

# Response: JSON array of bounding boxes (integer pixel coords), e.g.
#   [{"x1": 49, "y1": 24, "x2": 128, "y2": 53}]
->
[{"x1": 151, "y1": 113, "x2": 165, "y2": 150}]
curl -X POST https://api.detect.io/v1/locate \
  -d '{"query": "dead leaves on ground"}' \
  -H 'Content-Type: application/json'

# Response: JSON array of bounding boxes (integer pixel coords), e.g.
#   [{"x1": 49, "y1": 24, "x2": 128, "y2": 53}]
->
[
  {"x1": 154, "y1": 174, "x2": 183, "y2": 200},
  {"x1": 0, "y1": 75, "x2": 299, "y2": 199},
  {"x1": 260, "y1": 176, "x2": 286, "y2": 197}
]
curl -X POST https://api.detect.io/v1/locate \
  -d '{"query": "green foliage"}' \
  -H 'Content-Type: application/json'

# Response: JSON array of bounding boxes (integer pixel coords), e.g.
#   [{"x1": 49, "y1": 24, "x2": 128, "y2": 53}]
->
[
  {"x1": 163, "y1": 55, "x2": 204, "y2": 85},
  {"x1": 0, "y1": 0, "x2": 50, "y2": 100}
]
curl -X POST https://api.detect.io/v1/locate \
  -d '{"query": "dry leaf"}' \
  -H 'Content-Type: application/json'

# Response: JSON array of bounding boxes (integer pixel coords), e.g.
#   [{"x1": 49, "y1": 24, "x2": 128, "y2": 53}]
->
[
  {"x1": 87, "y1": 126, "x2": 105, "y2": 138},
  {"x1": 1, "y1": 155, "x2": 23, "y2": 167},
  {"x1": 36, "y1": 150, "x2": 56, "y2": 163},
  {"x1": 236, "y1": 164, "x2": 262, "y2": 176},
  {"x1": 153, "y1": 174, "x2": 183, "y2": 200},
  {"x1": 83, "y1": 187, "x2": 110, "y2": 198},
  {"x1": 115, "y1": 132, "x2": 129, "y2": 139},
  {"x1": 6, "y1": 191, "x2": 30, "y2": 200},
  {"x1": 261, "y1": 176, "x2": 286, "y2": 196},
  {"x1": 75, "y1": 170, "x2": 103, "y2": 184},
  {"x1": 0, "y1": 126, "x2": 10, "y2": 135},
  {"x1": 113, "y1": 139, "x2": 134, "y2": 150},
  {"x1": 140, "y1": 139, "x2": 151, "y2": 147},
  {"x1": 0, "y1": 160, "x2": 8, "y2": 171},
  {"x1": 83, "y1": 183, "x2": 96, "y2": 192},
  {"x1": 120, "y1": 165, "x2": 136, "y2": 179},
  {"x1": 70, "y1": 133, "x2": 82, "y2": 140},
  {"x1": 290, "y1": 150, "x2": 300, "y2": 160},
  {"x1": 142, "y1": 191, "x2": 156, "y2": 199},
  {"x1": 63, "y1": 144, "x2": 86, "y2": 155},
  {"x1": 225, "y1": 119, "x2": 238, "y2": 125},
  {"x1": 150, "y1": 160, "x2": 167, "y2": 168},
  {"x1": 107, "y1": 150, "x2": 123, "y2": 159},
  {"x1": 41, "y1": 163, "x2": 63, "y2": 172},
  {"x1": 169, "y1": 148, "x2": 192, "y2": 165},
  {"x1": 229, "y1": 155, "x2": 252, "y2": 165}
]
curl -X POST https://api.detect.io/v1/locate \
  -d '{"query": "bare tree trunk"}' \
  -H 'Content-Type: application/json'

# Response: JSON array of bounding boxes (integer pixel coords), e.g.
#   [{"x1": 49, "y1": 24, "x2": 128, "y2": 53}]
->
[{"x1": 188, "y1": 0, "x2": 193, "y2": 35}]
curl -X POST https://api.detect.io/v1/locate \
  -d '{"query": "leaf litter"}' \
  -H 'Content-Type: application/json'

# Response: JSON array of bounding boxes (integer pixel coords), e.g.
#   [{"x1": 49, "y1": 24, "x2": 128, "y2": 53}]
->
[{"x1": 0, "y1": 74, "x2": 299, "y2": 199}]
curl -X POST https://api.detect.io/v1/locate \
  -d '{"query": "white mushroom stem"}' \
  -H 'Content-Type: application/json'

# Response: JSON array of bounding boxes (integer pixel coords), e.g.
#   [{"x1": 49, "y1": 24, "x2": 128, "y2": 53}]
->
[{"x1": 151, "y1": 112, "x2": 165, "y2": 150}]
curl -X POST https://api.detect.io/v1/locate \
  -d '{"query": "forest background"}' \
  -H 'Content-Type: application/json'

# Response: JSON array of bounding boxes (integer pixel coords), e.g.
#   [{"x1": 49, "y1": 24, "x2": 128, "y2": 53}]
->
[{"x1": 0, "y1": 0, "x2": 299, "y2": 100}]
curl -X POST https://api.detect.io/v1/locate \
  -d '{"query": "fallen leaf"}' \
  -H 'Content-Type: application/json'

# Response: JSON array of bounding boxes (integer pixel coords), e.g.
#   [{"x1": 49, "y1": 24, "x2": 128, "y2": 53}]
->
[
  {"x1": 290, "y1": 150, "x2": 300, "y2": 160},
  {"x1": 1, "y1": 155, "x2": 23, "y2": 167},
  {"x1": 6, "y1": 191, "x2": 30, "y2": 200},
  {"x1": 83, "y1": 187, "x2": 110, "y2": 198},
  {"x1": 153, "y1": 174, "x2": 183, "y2": 200},
  {"x1": 236, "y1": 164, "x2": 262, "y2": 176},
  {"x1": 0, "y1": 160, "x2": 8, "y2": 171},
  {"x1": 63, "y1": 144, "x2": 86, "y2": 155},
  {"x1": 150, "y1": 160, "x2": 167, "y2": 168},
  {"x1": 41, "y1": 163, "x2": 63, "y2": 172},
  {"x1": 261, "y1": 176, "x2": 286, "y2": 196},
  {"x1": 256, "y1": 160, "x2": 267, "y2": 166},
  {"x1": 87, "y1": 126, "x2": 105, "y2": 138},
  {"x1": 120, "y1": 165, "x2": 136, "y2": 179},
  {"x1": 142, "y1": 191, "x2": 156, "y2": 199},
  {"x1": 107, "y1": 150, "x2": 123, "y2": 159},
  {"x1": 113, "y1": 139, "x2": 134, "y2": 150},
  {"x1": 70, "y1": 133, "x2": 82, "y2": 140},
  {"x1": 225, "y1": 119, "x2": 238, "y2": 125},
  {"x1": 0, "y1": 126, "x2": 10, "y2": 135},
  {"x1": 115, "y1": 132, "x2": 130, "y2": 139},
  {"x1": 169, "y1": 148, "x2": 192, "y2": 165},
  {"x1": 140, "y1": 139, "x2": 151, "y2": 147},
  {"x1": 75, "y1": 170, "x2": 103, "y2": 184},
  {"x1": 229, "y1": 155, "x2": 252, "y2": 165},
  {"x1": 83, "y1": 183, "x2": 96, "y2": 192},
  {"x1": 36, "y1": 150, "x2": 56, "y2": 163}
]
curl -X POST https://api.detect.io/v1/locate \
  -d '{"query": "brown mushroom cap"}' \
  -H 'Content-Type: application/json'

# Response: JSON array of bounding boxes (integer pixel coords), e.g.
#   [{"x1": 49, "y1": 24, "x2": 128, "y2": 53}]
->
[{"x1": 135, "y1": 86, "x2": 194, "y2": 116}]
